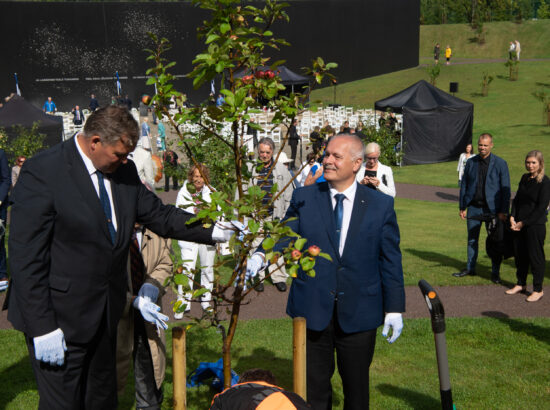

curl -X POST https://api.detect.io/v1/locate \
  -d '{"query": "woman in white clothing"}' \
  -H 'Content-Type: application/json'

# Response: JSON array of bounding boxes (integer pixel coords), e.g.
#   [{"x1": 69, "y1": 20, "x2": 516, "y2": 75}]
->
[
  {"x1": 457, "y1": 143, "x2": 475, "y2": 186},
  {"x1": 356, "y1": 142, "x2": 396, "y2": 197},
  {"x1": 174, "y1": 163, "x2": 216, "y2": 318}
]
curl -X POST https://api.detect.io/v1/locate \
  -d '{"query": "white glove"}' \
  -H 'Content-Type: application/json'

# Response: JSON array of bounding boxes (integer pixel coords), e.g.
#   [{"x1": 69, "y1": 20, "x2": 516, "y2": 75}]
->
[
  {"x1": 382, "y1": 313, "x2": 403, "y2": 344},
  {"x1": 138, "y1": 283, "x2": 159, "y2": 303},
  {"x1": 212, "y1": 220, "x2": 248, "y2": 242},
  {"x1": 133, "y1": 296, "x2": 169, "y2": 332},
  {"x1": 0, "y1": 280, "x2": 7, "y2": 292},
  {"x1": 33, "y1": 328, "x2": 67, "y2": 366}
]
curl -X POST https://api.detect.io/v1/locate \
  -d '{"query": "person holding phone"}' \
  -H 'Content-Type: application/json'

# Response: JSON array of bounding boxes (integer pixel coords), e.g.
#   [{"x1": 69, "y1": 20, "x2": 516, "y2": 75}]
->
[{"x1": 356, "y1": 142, "x2": 396, "y2": 197}]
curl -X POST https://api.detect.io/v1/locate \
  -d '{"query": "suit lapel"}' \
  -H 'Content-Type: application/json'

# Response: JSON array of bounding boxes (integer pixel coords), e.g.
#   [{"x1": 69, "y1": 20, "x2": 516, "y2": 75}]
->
[
  {"x1": 316, "y1": 182, "x2": 341, "y2": 261},
  {"x1": 64, "y1": 137, "x2": 114, "y2": 245},
  {"x1": 110, "y1": 175, "x2": 123, "y2": 247},
  {"x1": 342, "y1": 184, "x2": 368, "y2": 259}
]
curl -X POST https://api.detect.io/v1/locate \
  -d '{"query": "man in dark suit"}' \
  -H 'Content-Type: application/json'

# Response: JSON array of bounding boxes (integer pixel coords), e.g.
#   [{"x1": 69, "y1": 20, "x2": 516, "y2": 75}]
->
[
  {"x1": 454, "y1": 133, "x2": 510, "y2": 283},
  {"x1": 247, "y1": 134, "x2": 405, "y2": 409},
  {"x1": 6, "y1": 106, "x2": 235, "y2": 409},
  {"x1": 0, "y1": 149, "x2": 10, "y2": 289}
]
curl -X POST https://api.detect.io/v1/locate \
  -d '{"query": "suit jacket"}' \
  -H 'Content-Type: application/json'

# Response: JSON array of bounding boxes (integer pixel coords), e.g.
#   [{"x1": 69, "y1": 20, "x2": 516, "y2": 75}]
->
[
  {"x1": 459, "y1": 153, "x2": 510, "y2": 214},
  {"x1": 7, "y1": 136, "x2": 214, "y2": 343},
  {"x1": 276, "y1": 182, "x2": 405, "y2": 333}
]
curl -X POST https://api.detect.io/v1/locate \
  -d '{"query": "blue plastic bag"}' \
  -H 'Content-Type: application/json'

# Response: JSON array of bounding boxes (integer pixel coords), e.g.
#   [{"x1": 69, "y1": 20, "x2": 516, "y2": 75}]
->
[{"x1": 187, "y1": 358, "x2": 239, "y2": 391}]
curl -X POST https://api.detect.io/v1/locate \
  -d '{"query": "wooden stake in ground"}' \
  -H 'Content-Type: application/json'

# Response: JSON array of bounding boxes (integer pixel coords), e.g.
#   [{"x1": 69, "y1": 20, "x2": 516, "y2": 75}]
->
[
  {"x1": 293, "y1": 317, "x2": 307, "y2": 401},
  {"x1": 172, "y1": 326, "x2": 187, "y2": 410}
]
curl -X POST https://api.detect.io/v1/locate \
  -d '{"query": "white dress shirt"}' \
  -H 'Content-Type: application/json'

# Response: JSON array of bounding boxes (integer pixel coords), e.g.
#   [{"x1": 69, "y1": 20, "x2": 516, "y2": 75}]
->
[
  {"x1": 329, "y1": 182, "x2": 357, "y2": 255},
  {"x1": 75, "y1": 135, "x2": 118, "y2": 230}
]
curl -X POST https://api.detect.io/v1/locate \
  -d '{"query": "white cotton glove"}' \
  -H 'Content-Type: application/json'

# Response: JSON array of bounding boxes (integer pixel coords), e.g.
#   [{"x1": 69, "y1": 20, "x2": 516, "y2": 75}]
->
[
  {"x1": 382, "y1": 313, "x2": 403, "y2": 344},
  {"x1": 212, "y1": 220, "x2": 248, "y2": 243},
  {"x1": 133, "y1": 296, "x2": 169, "y2": 332},
  {"x1": 0, "y1": 280, "x2": 8, "y2": 292},
  {"x1": 138, "y1": 283, "x2": 159, "y2": 303},
  {"x1": 33, "y1": 328, "x2": 67, "y2": 366}
]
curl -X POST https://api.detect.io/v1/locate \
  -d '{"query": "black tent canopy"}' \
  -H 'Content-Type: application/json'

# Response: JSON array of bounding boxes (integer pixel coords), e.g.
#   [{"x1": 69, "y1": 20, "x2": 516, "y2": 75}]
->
[
  {"x1": 375, "y1": 80, "x2": 473, "y2": 165},
  {"x1": 0, "y1": 95, "x2": 63, "y2": 151}
]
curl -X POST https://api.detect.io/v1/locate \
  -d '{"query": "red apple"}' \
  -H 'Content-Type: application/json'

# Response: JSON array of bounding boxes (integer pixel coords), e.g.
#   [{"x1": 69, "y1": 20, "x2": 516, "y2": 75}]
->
[
  {"x1": 255, "y1": 70, "x2": 265, "y2": 79},
  {"x1": 308, "y1": 245, "x2": 321, "y2": 256},
  {"x1": 291, "y1": 249, "x2": 302, "y2": 261}
]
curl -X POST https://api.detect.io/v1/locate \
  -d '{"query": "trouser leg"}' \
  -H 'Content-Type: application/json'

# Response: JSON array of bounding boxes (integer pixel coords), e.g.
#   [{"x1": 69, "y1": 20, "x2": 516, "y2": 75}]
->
[
  {"x1": 268, "y1": 256, "x2": 288, "y2": 284},
  {"x1": 513, "y1": 231, "x2": 529, "y2": 287},
  {"x1": 466, "y1": 207, "x2": 483, "y2": 272},
  {"x1": 526, "y1": 225, "x2": 546, "y2": 292},
  {"x1": 198, "y1": 245, "x2": 215, "y2": 306},
  {"x1": 306, "y1": 321, "x2": 335, "y2": 410},
  {"x1": 133, "y1": 312, "x2": 163, "y2": 410},
  {"x1": 335, "y1": 322, "x2": 377, "y2": 410}
]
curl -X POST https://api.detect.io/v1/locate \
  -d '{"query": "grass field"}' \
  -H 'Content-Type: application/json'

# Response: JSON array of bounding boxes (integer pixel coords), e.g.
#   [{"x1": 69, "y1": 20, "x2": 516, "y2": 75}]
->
[
  {"x1": 311, "y1": 22, "x2": 550, "y2": 188},
  {"x1": 3, "y1": 317, "x2": 549, "y2": 409}
]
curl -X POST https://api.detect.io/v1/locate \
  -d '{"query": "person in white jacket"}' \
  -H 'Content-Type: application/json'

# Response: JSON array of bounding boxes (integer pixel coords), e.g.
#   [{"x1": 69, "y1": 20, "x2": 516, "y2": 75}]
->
[
  {"x1": 174, "y1": 163, "x2": 217, "y2": 318},
  {"x1": 129, "y1": 135, "x2": 156, "y2": 190},
  {"x1": 356, "y1": 142, "x2": 396, "y2": 197}
]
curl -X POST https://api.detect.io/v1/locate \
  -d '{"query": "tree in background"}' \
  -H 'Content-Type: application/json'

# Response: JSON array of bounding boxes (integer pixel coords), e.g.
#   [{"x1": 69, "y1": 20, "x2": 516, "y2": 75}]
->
[
  {"x1": 0, "y1": 122, "x2": 45, "y2": 165},
  {"x1": 481, "y1": 71, "x2": 494, "y2": 96},
  {"x1": 146, "y1": 0, "x2": 335, "y2": 388},
  {"x1": 537, "y1": 0, "x2": 550, "y2": 19},
  {"x1": 532, "y1": 89, "x2": 550, "y2": 126},
  {"x1": 426, "y1": 63, "x2": 441, "y2": 86}
]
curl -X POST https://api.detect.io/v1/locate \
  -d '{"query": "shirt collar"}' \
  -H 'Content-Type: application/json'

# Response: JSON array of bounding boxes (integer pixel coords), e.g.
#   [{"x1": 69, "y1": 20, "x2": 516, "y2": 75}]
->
[
  {"x1": 328, "y1": 180, "x2": 357, "y2": 201},
  {"x1": 75, "y1": 134, "x2": 98, "y2": 176}
]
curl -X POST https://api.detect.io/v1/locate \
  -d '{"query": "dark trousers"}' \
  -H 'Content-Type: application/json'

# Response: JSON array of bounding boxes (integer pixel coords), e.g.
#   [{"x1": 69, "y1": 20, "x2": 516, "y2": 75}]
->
[
  {"x1": 466, "y1": 206, "x2": 502, "y2": 275},
  {"x1": 289, "y1": 142, "x2": 298, "y2": 169},
  {"x1": 306, "y1": 309, "x2": 377, "y2": 410},
  {"x1": 26, "y1": 318, "x2": 118, "y2": 410},
  {"x1": 133, "y1": 311, "x2": 163, "y2": 410},
  {"x1": 164, "y1": 174, "x2": 178, "y2": 191},
  {"x1": 513, "y1": 224, "x2": 546, "y2": 292},
  {"x1": 0, "y1": 203, "x2": 7, "y2": 279}
]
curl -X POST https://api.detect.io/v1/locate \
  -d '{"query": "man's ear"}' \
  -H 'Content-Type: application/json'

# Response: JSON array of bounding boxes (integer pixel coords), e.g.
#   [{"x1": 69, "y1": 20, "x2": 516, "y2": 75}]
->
[
  {"x1": 353, "y1": 158, "x2": 363, "y2": 172},
  {"x1": 90, "y1": 136, "x2": 102, "y2": 150}
]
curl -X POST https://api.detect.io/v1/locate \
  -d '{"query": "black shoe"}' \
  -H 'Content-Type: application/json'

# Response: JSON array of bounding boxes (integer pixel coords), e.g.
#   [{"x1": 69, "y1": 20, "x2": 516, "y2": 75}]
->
[
  {"x1": 255, "y1": 283, "x2": 264, "y2": 292},
  {"x1": 491, "y1": 275, "x2": 501, "y2": 284},
  {"x1": 275, "y1": 282, "x2": 287, "y2": 292},
  {"x1": 452, "y1": 269, "x2": 475, "y2": 278}
]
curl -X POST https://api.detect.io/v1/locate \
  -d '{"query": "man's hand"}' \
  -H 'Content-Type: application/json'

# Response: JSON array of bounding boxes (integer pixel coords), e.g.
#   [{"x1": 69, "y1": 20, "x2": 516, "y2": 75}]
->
[
  {"x1": 138, "y1": 283, "x2": 159, "y2": 303},
  {"x1": 497, "y1": 212, "x2": 507, "y2": 222},
  {"x1": 33, "y1": 328, "x2": 67, "y2": 366},
  {"x1": 459, "y1": 210, "x2": 466, "y2": 220},
  {"x1": 382, "y1": 313, "x2": 403, "y2": 344},
  {"x1": 133, "y1": 296, "x2": 169, "y2": 332},
  {"x1": 236, "y1": 253, "x2": 266, "y2": 290}
]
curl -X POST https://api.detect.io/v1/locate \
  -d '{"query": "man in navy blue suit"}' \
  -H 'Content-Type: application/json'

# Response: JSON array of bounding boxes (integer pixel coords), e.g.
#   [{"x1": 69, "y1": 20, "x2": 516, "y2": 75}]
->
[
  {"x1": 454, "y1": 133, "x2": 510, "y2": 282},
  {"x1": 247, "y1": 134, "x2": 405, "y2": 409}
]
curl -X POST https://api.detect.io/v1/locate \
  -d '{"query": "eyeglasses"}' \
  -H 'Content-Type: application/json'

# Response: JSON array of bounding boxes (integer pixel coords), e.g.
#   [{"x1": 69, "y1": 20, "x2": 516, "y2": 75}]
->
[{"x1": 366, "y1": 156, "x2": 379, "y2": 162}]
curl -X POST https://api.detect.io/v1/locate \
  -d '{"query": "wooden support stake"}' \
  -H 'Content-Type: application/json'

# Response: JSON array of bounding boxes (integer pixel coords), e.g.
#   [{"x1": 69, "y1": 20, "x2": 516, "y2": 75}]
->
[
  {"x1": 172, "y1": 326, "x2": 186, "y2": 410},
  {"x1": 293, "y1": 317, "x2": 307, "y2": 401}
]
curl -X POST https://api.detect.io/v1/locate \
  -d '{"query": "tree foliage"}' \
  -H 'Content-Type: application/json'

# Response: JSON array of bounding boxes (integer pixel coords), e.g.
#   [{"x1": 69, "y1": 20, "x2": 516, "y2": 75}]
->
[
  {"x1": 0, "y1": 122, "x2": 46, "y2": 165},
  {"x1": 145, "y1": 0, "x2": 336, "y2": 389}
]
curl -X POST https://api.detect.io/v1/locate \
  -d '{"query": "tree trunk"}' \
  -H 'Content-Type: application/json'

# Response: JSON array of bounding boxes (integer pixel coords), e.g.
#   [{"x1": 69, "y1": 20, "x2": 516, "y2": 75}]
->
[
  {"x1": 223, "y1": 287, "x2": 244, "y2": 388},
  {"x1": 482, "y1": 84, "x2": 488, "y2": 96}
]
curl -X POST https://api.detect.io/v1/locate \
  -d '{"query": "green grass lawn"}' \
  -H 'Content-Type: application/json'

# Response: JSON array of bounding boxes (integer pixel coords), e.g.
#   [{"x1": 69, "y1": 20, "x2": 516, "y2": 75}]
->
[
  {"x1": 419, "y1": 20, "x2": 550, "y2": 60},
  {"x1": 3, "y1": 317, "x2": 549, "y2": 409}
]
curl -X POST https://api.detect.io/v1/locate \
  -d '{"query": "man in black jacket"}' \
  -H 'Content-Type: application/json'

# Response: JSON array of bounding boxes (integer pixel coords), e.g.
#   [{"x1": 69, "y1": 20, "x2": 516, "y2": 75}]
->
[{"x1": 6, "y1": 106, "x2": 234, "y2": 409}]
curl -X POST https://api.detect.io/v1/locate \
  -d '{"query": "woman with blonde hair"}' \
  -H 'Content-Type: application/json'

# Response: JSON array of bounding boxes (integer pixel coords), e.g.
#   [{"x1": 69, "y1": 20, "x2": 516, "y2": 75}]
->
[
  {"x1": 175, "y1": 163, "x2": 217, "y2": 316},
  {"x1": 507, "y1": 150, "x2": 550, "y2": 302},
  {"x1": 356, "y1": 142, "x2": 396, "y2": 197}
]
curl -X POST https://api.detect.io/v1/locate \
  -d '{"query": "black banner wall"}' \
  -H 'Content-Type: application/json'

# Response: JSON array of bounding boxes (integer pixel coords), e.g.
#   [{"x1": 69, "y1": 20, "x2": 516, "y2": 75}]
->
[{"x1": 0, "y1": 1, "x2": 419, "y2": 111}]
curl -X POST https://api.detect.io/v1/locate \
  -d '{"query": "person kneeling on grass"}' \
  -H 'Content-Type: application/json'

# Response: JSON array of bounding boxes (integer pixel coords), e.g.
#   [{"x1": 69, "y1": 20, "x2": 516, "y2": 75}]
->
[{"x1": 210, "y1": 368, "x2": 310, "y2": 409}]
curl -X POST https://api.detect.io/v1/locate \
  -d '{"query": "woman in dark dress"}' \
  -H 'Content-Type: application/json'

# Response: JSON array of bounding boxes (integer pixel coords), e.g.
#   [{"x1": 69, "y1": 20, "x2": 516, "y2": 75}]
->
[{"x1": 506, "y1": 150, "x2": 550, "y2": 302}]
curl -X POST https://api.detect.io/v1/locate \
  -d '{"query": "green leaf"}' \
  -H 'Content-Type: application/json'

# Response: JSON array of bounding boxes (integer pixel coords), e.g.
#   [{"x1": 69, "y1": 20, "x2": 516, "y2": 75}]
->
[
  {"x1": 248, "y1": 219, "x2": 260, "y2": 233},
  {"x1": 192, "y1": 288, "x2": 209, "y2": 299},
  {"x1": 326, "y1": 62, "x2": 338, "y2": 69},
  {"x1": 289, "y1": 264, "x2": 299, "y2": 278},
  {"x1": 300, "y1": 257, "x2": 315, "y2": 271},
  {"x1": 319, "y1": 252, "x2": 333, "y2": 262},
  {"x1": 262, "y1": 237, "x2": 275, "y2": 250},
  {"x1": 263, "y1": 30, "x2": 273, "y2": 36},
  {"x1": 174, "y1": 273, "x2": 188, "y2": 286},
  {"x1": 220, "y1": 23, "x2": 231, "y2": 34},
  {"x1": 294, "y1": 238, "x2": 307, "y2": 251},
  {"x1": 306, "y1": 269, "x2": 316, "y2": 278},
  {"x1": 206, "y1": 34, "x2": 220, "y2": 44}
]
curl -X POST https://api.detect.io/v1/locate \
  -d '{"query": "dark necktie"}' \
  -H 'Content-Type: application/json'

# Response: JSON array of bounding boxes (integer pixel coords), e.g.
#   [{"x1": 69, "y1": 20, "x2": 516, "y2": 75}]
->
[
  {"x1": 334, "y1": 193, "x2": 345, "y2": 249},
  {"x1": 96, "y1": 171, "x2": 116, "y2": 244},
  {"x1": 130, "y1": 234, "x2": 145, "y2": 295}
]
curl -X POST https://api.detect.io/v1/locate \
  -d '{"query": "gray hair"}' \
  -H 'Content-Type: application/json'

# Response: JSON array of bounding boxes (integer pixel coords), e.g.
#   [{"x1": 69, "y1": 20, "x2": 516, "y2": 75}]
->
[
  {"x1": 365, "y1": 142, "x2": 381, "y2": 156},
  {"x1": 258, "y1": 137, "x2": 275, "y2": 151},
  {"x1": 329, "y1": 134, "x2": 364, "y2": 161}
]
